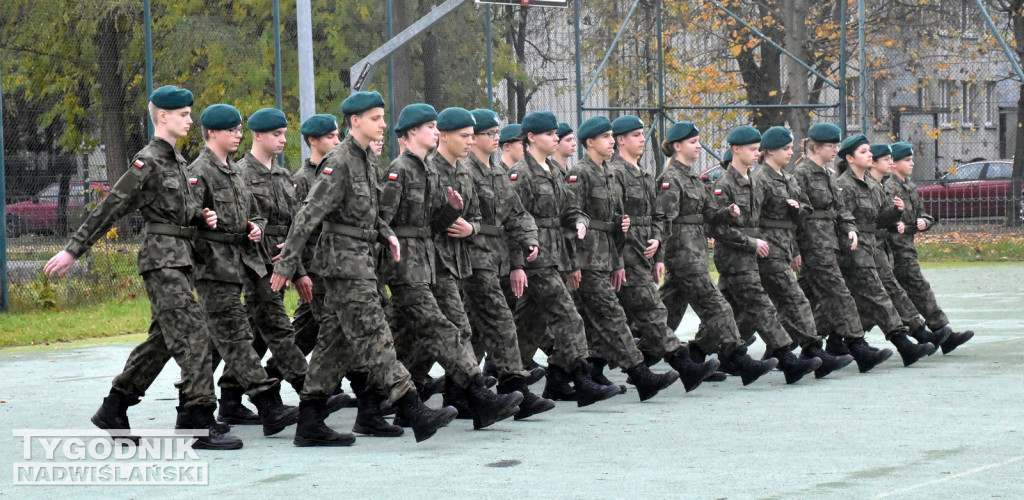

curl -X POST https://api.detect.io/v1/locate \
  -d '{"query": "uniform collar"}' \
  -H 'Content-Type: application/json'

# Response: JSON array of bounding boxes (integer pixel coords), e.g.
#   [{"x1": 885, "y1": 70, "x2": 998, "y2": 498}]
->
[
  {"x1": 725, "y1": 164, "x2": 751, "y2": 186},
  {"x1": 151, "y1": 136, "x2": 186, "y2": 163},
  {"x1": 200, "y1": 145, "x2": 236, "y2": 174},
  {"x1": 840, "y1": 167, "x2": 869, "y2": 187},
  {"x1": 761, "y1": 164, "x2": 786, "y2": 181}
]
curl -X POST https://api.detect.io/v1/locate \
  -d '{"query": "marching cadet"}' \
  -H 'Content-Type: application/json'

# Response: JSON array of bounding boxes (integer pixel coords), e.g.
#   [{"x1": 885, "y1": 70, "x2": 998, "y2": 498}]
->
[
  {"x1": 498, "y1": 124, "x2": 525, "y2": 172},
  {"x1": 508, "y1": 111, "x2": 622, "y2": 406},
  {"x1": 884, "y1": 142, "x2": 975, "y2": 353},
  {"x1": 654, "y1": 122, "x2": 777, "y2": 386},
  {"x1": 752, "y1": 127, "x2": 853, "y2": 378},
  {"x1": 607, "y1": 116, "x2": 720, "y2": 392},
  {"x1": 187, "y1": 103, "x2": 304, "y2": 437},
  {"x1": 271, "y1": 91, "x2": 458, "y2": 446},
  {"x1": 44, "y1": 86, "x2": 241, "y2": 450},
  {"x1": 379, "y1": 103, "x2": 523, "y2": 431},
  {"x1": 710, "y1": 126, "x2": 821, "y2": 384},
  {"x1": 565, "y1": 115, "x2": 681, "y2": 400},
  {"x1": 550, "y1": 122, "x2": 576, "y2": 170},
  {"x1": 792, "y1": 124, "x2": 894, "y2": 372},
  {"x1": 833, "y1": 135, "x2": 936, "y2": 367},
  {"x1": 461, "y1": 108, "x2": 554, "y2": 419}
]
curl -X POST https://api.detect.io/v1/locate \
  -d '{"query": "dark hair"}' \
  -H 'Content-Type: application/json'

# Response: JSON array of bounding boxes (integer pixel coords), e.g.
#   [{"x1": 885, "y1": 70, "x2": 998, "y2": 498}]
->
[
  {"x1": 836, "y1": 157, "x2": 850, "y2": 175},
  {"x1": 660, "y1": 140, "x2": 674, "y2": 157},
  {"x1": 757, "y1": 149, "x2": 766, "y2": 164},
  {"x1": 518, "y1": 130, "x2": 532, "y2": 148}
]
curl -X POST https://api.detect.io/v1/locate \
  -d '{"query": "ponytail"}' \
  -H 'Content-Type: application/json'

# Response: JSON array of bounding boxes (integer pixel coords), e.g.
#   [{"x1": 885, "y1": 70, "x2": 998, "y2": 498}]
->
[
  {"x1": 660, "y1": 140, "x2": 674, "y2": 157},
  {"x1": 836, "y1": 157, "x2": 850, "y2": 175},
  {"x1": 757, "y1": 149, "x2": 766, "y2": 165}
]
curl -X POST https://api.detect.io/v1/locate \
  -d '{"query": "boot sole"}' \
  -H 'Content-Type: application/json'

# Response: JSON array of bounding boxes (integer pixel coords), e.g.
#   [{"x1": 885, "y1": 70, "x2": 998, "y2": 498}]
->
[
  {"x1": 784, "y1": 358, "x2": 823, "y2": 384},
  {"x1": 352, "y1": 423, "x2": 405, "y2": 437},
  {"x1": 192, "y1": 439, "x2": 244, "y2": 450},
  {"x1": 576, "y1": 385, "x2": 620, "y2": 407},
  {"x1": 941, "y1": 331, "x2": 974, "y2": 354},
  {"x1": 900, "y1": 343, "x2": 934, "y2": 367},
  {"x1": 857, "y1": 349, "x2": 894, "y2": 373},
  {"x1": 740, "y1": 358, "x2": 779, "y2": 386},
  {"x1": 218, "y1": 415, "x2": 262, "y2": 425},
  {"x1": 263, "y1": 408, "x2": 301, "y2": 437},
  {"x1": 812, "y1": 355, "x2": 854, "y2": 379},
  {"x1": 293, "y1": 436, "x2": 355, "y2": 447},
  {"x1": 90, "y1": 414, "x2": 140, "y2": 444},
  {"x1": 472, "y1": 393, "x2": 524, "y2": 430},
  {"x1": 681, "y1": 359, "x2": 721, "y2": 393},
  {"x1": 412, "y1": 407, "x2": 459, "y2": 443}
]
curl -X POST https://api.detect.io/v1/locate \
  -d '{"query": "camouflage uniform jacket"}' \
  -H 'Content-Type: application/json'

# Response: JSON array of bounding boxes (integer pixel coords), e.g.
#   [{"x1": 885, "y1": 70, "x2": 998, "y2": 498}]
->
[
  {"x1": 291, "y1": 157, "x2": 323, "y2": 269},
  {"x1": 566, "y1": 155, "x2": 625, "y2": 272},
  {"x1": 377, "y1": 150, "x2": 462, "y2": 285},
  {"x1": 835, "y1": 169, "x2": 903, "y2": 269},
  {"x1": 710, "y1": 165, "x2": 765, "y2": 274},
  {"x1": 65, "y1": 137, "x2": 205, "y2": 274},
  {"x1": 465, "y1": 151, "x2": 538, "y2": 274},
  {"x1": 508, "y1": 153, "x2": 589, "y2": 272},
  {"x1": 427, "y1": 150, "x2": 480, "y2": 280},
  {"x1": 239, "y1": 153, "x2": 299, "y2": 268},
  {"x1": 792, "y1": 157, "x2": 858, "y2": 255},
  {"x1": 273, "y1": 135, "x2": 396, "y2": 281},
  {"x1": 883, "y1": 174, "x2": 934, "y2": 264},
  {"x1": 187, "y1": 146, "x2": 267, "y2": 283},
  {"x1": 750, "y1": 165, "x2": 813, "y2": 273},
  {"x1": 652, "y1": 159, "x2": 730, "y2": 276},
  {"x1": 610, "y1": 155, "x2": 663, "y2": 274}
]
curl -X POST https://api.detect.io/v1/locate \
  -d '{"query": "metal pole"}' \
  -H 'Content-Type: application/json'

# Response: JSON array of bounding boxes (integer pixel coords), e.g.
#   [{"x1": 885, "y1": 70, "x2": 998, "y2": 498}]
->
[
  {"x1": 0, "y1": 60, "x2": 8, "y2": 312},
  {"x1": 656, "y1": 0, "x2": 665, "y2": 173},
  {"x1": 581, "y1": 0, "x2": 642, "y2": 104},
  {"x1": 273, "y1": 0, "x2": 285, "y2": 166},
  {"x1": 974, "y1": 0, "x2": 1024, "y2": 83},
  {"x1": 387, "y1": 0, "x2": 396, "y2": 160},
  {"x1": 574, "y1": 0, "x2": 583, "y2": 157},
  {"x1": 838, "y1": 0, "x2": 847, "y2": 133},
  {"x1": 297, "y1": 0, "x2": 316, "y2": 160},
  {"x1": 143, "y1": 0, "x2": 154, "y2": 139},
  {"x1": 857, "y1": 0, "x2": 867, "y2": 132},
  {"x1": 485, "y1": 4, "x2": 494, "y2": 110}
]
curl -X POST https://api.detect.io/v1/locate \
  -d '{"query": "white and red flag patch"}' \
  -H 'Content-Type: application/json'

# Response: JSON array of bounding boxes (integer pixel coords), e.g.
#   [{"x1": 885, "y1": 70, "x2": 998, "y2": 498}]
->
[
  {"x1": 388, "y1": 172, "x2": 398, "y2": 181},
  {"x1": 188, "y1": 178, "x2": 198, "y2": 185},
  {"x1": 661, "y1": 182, "x2": 671, "y2": 189},
  {"x1": 509, "y1": 173, "x2": 518, "y2": 181},
  {"x1": 133, "y1": 159, "x2": 145, "y2": 169},
  {"x1": 714, "y1": 188, "x2": 723, "y2": 195},
  {"x1": 568, "y1": 175, "x2": 578, "y2": 182},
  {"x1": 322, "y1": 166, "x2": 334, "y2": 175}
]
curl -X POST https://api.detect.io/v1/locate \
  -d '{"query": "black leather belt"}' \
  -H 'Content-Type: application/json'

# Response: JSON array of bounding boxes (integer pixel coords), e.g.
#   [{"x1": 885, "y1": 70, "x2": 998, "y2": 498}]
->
[
  {"x1": 263, "y1": 224, "x2": 289, "y2": 237},
  {"x1": 320, "y1": 221, "x2": 377, "y2": 241},
  {"x1": 672, "y1": 214, "x2": 704, "y2": 226},
  {"x1": 805, "y1": 209, "x2": 836, "y2": 220},
  {"x1": 144, "y1": 222, "x2": 196, "y2": 239},
  {"x1": 196, "y1": 230, "x2": 248, "y2": 244},
  {"x1": 587, "y1": 220, "x2": 617, "y2": 233},
  {"x1": 534, "y1": 217, "x2": 560, "y2": 228}
]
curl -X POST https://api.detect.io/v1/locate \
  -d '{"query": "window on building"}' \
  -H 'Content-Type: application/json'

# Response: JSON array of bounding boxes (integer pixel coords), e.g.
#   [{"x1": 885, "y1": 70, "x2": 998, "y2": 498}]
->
[
  {"x1": 963, "y1": 81, "x2": 980, "y2": 127},
  {"x1": 847, "y1": 77, "x2": 859, "y2": 130},
  {"x1": 939, "y1": 79, "x2": 959, "y2": 127},
  {"x1": 985, "y1": 81, "x2": 997, "y2": 126}
]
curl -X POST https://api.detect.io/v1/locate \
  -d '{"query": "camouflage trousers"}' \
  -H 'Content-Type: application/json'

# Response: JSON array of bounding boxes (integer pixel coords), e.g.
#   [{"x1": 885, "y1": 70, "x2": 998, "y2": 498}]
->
[
  {"x1": 194, "y1": 279, "x2": 278, "y2": 398},
  {"x1": 390, "y1": 278, "x2": 481, "y2": 390},
  {"x1": 462, "y1": 269, "x2": 531, "y2": 381},
  {"x1": 874, "y1": 253, "x2": 926, "y2": 333},
  {"x1": 660, "y1": 269, "x2": 743, "y2": 356},
  {"x1": 616, "y1": 269, "x2": 681, "y2": 360},
  {"x1": 514, "y1": 268, "x2": 589, "y2": 372},
  {"x1": 112, "y1": 267, "x2": 216, "y2": 408},
  {"x1": 719, "y1": 271, "x2": 793, "y2": 353},
  {"x1": 838, "y1": 265, "x2": 905, "y2": 339},
  {"x1": 797, "y1": 249, "x2": 865, "y2": 341},
  {"x1": 894, "y1": 259, "x2": 950, "y2": 331},
  {"x1": 304, "y1": 278, "x2": 413, "y2": 405},
  {"x1": 283, "y1": 272, "x2": 326, "y2": 358},
  {"x1": 758, "y1": 267, "x2": 822, "y2": 349},
  {"x1": 576, "y1": 270, "x2": 645, "y2": 371}
]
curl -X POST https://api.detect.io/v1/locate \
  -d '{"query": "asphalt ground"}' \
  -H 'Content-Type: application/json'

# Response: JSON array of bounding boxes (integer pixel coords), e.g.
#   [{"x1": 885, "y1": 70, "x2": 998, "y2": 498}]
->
[{"x1": 1, "y1": 262, "x2": 1022, "y2": 499}]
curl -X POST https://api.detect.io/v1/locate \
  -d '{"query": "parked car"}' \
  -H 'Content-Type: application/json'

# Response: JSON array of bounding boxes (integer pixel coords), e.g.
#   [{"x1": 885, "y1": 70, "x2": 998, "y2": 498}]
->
[
  {"x1": 915, "y1": 160, "x2": 1023, "y2": 220},
  {"x1": 700, "y1": 165, "x2": 724, "y2": 191},
  {"x1": 5, "y1": 182, "x2": 143, "y2": 236}
]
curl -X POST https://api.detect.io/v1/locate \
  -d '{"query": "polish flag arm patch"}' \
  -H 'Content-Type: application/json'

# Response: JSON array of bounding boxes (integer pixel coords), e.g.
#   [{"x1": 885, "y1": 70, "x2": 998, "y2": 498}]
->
[
  {"x1": 188, "y1": 178, "x2": 198, "y2": 185},
  {"x1": 133, "y1": 159, "x2": 145, "y2": 168},
  {"x1": 322, "y1": 167, "x2": 334, "y2": 175},
  {"x1": 661, "y1": 182, "x2": 671, "y2": 189},
  {"x1": 568, "y1": 175, "x2": 578, "y2": 182},
  {"x1": 509, "y1": 173, "x2": 518, "y2": 181},
  {"x1": 388, "y1": 172, "x2": 399, "y2": 181},
  {"x1": 714, "y1": 188, "x2": 723, "y2": 195}
]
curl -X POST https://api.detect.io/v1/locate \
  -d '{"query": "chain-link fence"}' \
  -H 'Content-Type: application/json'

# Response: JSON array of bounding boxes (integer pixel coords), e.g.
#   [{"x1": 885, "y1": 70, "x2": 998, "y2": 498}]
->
[{"x1": 4, "y1": 0, "x2": 1024, "y2": 312}]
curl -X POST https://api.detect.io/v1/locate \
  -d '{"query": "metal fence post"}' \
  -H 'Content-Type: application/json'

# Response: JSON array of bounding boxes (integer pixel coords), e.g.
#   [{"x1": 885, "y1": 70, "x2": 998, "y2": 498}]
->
[
  {"x1": 486, "y1": 4, "x2": 494, "y2": 111},
  {"x1": 387, "y1": 0, "x2": 396, "y2": 160},
  {"x1": 838, "y1": 0, "x2": 847, "y2": 132},
  {"x1": 858, "y1": 0, "x2": 867, "y2": 132},
  {"x1": 273, "y1": 0, "x2": 284, "y2": 166},
  {"x1": 144, "y1": 0, "x2": 154, "y2": 139},
  {"x1": 0, "y1": 59, "x2": 8, "y2": 312}
]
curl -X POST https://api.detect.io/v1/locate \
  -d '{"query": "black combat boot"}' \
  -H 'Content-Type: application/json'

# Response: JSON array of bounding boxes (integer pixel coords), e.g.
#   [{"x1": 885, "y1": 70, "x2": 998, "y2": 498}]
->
[
  {"x1": 442, "y1": 385, "x2": 474, "y2": 420},
  {"x1": 293, "y1": 400, "x2": 355, "y2": 447},
  {"x1": 91, "y1": 388, "x2": 140, "y2": 442},
  {"x1": 825, "y1": 333, "x2": 851, "y2": 356},
  {"x1": 667, "y1": 345, "x2": 721, "y2": 393},
  {"x1": 890, "y1": 331, "x2": 935, "y2": 367},
  {"x1": 590, "y1": 358, "x2": 627, "y2": 394},
  {"x1": 482, "y1": 358, "x2": 499, "y2": 379},
  {"x1": 463, "y1": 374, "x2": 523, "y2": 430},
  {"x1": 727, "y1": 349, "x2": 779, "y2": 386},
  {"x1": 642, "y1": 349, "x2": 662, "y2": 367},
  {"x1": 936, "y1": 326, "x2": 974, "y2": 354},
  {"x1": 524, "y1": 361, "x2": 547, "y2": 386},
  {"x1": 773, "y1": 346, "x2": 822, "y2": 384},
  {"x1": 569, "y1": 364, "x2": 620, "y2": 407},
  {"x1": 542, "y1": 364, "x2": 578, "y2": 401},
  {"x1": 625, "y1": 363, "x2": 679, "y2": 402},
  {"x1": 176, "y1": 391, "x2": 229, "y2": 434},
  {"x1": 250, "y1": 385, "x2": 300, "y2": 436},
  {"x1": 846, "y1": 338, "x2": 893, "y2": 373},
  {"x1": 909, "y1": 325, "x2": 950, "y2": 350},
  {"x1": 396, "y1": 389, "x2": 459, "y2": 443},
  {"x1": 498, "y1": 377, "x2": 555, "y2": 420},
  {"x1": 217, "y1": 387, "x2": 261, "y2": 425},
  {"x1": 690, "y1": 343, "x2": 728, "y2": 382},
  {"x1": 290, "y1": 377, "x2": 350, "y2": 419},
  {"x1": 801, "y1": 344, "x2": 854, "y2": 379},
  {"x1": 416, "y1": 376, "x2": 446, "y2": 402},
  {"x1": 719, "y1": 346, "x2": 748, "y2": 376},
  {"x1": 188, "y1": 405, "x2": 244, "y2": 450},
  {"x1": 352, "y1": 391, "x2": 404, "y2": 437}
]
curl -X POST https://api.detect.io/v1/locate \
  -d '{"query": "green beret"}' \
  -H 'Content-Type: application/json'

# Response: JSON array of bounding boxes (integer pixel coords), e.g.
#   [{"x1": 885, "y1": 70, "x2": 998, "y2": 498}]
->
[
  {"x1": 838, "y1": 134, "x2": 869, "y2": 159},
  {"x1": 870, "y1": 143, "x2": 892, "y2": 160},
  {"x1": 808, "y1": 122, "x2": 842, "y2": 143},
  {"x1": 666, "y1": 122, "x2": 699, "y2": 143},
  {"x1": 521, "y1": 111, "x2": 558, "y2": 134},
  {"x1": 612, "y1": 115, "x2": 645, "y2": 136},
  {"x1": 200, "y1": 104, "x2": 242, "y2": 130},
  {"x1": 437, "y1": 107, "x2": 476, "y2": 132},
  {"x1": 499, "y1": 124, "x2": 522, "y2": 145},
  {"x1": 247, "y1": 108, "x2": 288, "y2": 132},
  {"x1": 471, "y1": 109, "x2": 500, "y2": 133},
  {"x1": 149, "y1": 85, "x2": 193, "y2": 110},
  {"x1": 761, "y1": 126, "x2": 794, "y2": 150},
  {"x1": 300, "y1": 114, "x2": 339, "y2": 137},
  {"x1": 891, "y1": 141, "x2": 914, "y2": 161},
  {"x1": 727, "y1": 125, "x2": 761, "y2": 146},
  {"x1": 557, "y1": 122, "x2": 574, "y2": 139},
  {"x1": 394, "y1": 103, "x2": 438, "y2": 135},
  {"x1": 722, "y1": 149, "x2": 733, "y2": 165},
  {"x1": 576, "y1": 116, "x2": 613, "y2": 143},
  {"x1": 341, "y1": 91, "x2": 386, "y2": 116}
]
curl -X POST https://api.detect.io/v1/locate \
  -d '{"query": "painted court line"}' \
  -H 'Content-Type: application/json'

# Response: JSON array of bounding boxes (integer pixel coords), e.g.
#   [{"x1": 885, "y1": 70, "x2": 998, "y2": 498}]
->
[{"x1": 873, "y1": 455, "x2": 1024, "y2": 499}]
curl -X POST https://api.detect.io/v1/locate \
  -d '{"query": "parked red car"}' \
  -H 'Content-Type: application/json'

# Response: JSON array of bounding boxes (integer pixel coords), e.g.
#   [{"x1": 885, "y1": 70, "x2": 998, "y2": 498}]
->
[
  {"x1": 915, "y1": 160, "x2": 1023, "y2": 220},
  {"x1": 6, "y1": 182, "x2": 113, "y2": 236}
]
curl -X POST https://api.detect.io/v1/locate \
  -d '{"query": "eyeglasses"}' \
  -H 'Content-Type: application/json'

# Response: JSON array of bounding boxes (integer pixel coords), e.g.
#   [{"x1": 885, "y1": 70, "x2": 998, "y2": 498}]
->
[
  {"x1": 476, "y1": 131, "x2": 500, "y2": 138},
  {"x1": 827, "y1": 143, "x2": 841, "y2": 150},
  {"x1": 228, "y1": 127, "x2": 244, "y2": 136}
]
